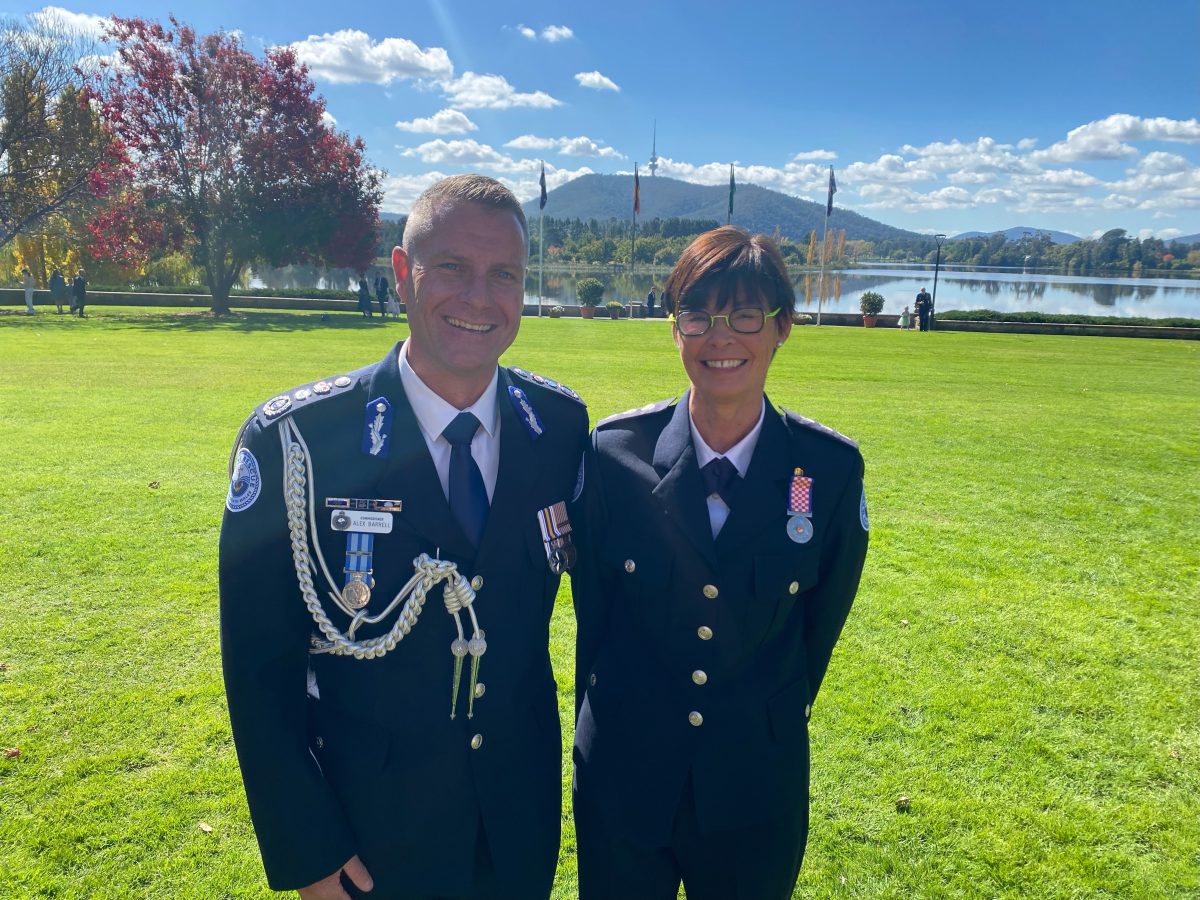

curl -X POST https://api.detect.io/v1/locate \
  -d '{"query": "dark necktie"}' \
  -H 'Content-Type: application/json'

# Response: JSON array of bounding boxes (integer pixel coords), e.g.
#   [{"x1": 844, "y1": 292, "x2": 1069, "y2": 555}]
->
[
  {"x1": 442, "y1": 412, "x2": 489, "y2": 547},
  {"x1": 701, "y1": 457, "x2": 740, "y2": 508}
]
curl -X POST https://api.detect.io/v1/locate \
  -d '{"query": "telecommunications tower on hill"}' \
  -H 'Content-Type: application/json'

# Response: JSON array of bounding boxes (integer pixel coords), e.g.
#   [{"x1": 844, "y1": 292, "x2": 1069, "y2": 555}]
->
[{"x1": 648, "y1": 121, "x2": 659, "y2": 176}]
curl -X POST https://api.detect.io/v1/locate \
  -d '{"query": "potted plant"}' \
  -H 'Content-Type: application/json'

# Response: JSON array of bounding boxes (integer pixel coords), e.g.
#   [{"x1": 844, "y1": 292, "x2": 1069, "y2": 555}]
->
[
  {"x1": 576, "y1": 277, "x2": 604, "y2": 319},
  {"x1": 859, "y1": 291, "x2": 885, "y2": 327},
  {"x1": 606, "y1": 299, "x2": 624, "y2": 320},
  {"x1": 548, "y1": 305, "x2": 564, "y2": 319}
]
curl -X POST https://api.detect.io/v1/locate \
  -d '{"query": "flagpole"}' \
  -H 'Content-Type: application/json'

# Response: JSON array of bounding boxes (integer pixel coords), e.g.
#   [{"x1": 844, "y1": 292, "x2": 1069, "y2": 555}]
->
[
  {"x1": 817, "y1": 211, "x2": 829, "y2": 326},
  {"x1": 538, "y1": 208, "x2": 544, "y2": 317},
  {"x1": 631, "y1": 163, "x2": 639, "y2": 286}
]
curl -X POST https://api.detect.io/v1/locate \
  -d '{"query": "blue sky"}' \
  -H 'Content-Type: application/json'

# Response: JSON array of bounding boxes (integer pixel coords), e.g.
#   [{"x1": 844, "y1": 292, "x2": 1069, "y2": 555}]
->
[{"x1": 12, "y1": 0, "x2": 1200, "y2": 239}]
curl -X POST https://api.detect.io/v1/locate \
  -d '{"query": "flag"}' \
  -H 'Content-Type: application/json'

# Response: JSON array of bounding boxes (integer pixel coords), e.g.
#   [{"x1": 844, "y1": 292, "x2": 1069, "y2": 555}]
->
[
  {"x1": 826, "y1": 166, "x2": 837, "y2": 216},
  {"x1": 633, "y1": 163, "x2": 640, "y2": 216},
  {"x1": 728, "y1": 164, "x2": 735, "y2": 224},
  {"x1": 539, "y1": 162, "x2": 547, "y2": 210}
]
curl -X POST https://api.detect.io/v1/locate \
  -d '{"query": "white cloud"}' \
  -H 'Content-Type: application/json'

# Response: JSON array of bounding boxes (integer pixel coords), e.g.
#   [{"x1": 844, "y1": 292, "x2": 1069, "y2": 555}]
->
[
  {"x1": 1030, "y1": 114, "x2": 1200, "y2": 163},
  {"x1": 380, "y1": 171, "x2": 452, "y2": 214},
  {"x1": 505, "y1": 134, "x2": 624, "y2": 159},
  {"x1": 514, "y1": 24, "x2": 573, "y2": 42},
  {"x1": 442, "y1": 72, "x2": 560, "y2": 109},
  {"x1": 381, "y1": 164, "x2": 594, "y2": 213},
  {"x1": 575, "y1": 71, "x2": 620, "y2": 92},
  {"x1": 1017, "y1": 138, "x2": 1038, "y2": 151},
  {"x1": 844, "y1": 154, "x2": 936, "y2": 184},
  {"x1": 289, "y1": 30, "x2": 453, "y2": 85},
  {"x1": 29, "y1": 6, "x2": 108, "y2": 38},
  {"x1": 792, "y1": 150, "x2": 837, "y2": 161},
  {"x1": 395, "y1": 108, "x2": 478, "y2": 134},
  {"x1": 321, "y1": 110, "x2": 337, "y2": 128},
  {"x1": 1141, "y1": 227, "x2": 1182, "y2": 240}
]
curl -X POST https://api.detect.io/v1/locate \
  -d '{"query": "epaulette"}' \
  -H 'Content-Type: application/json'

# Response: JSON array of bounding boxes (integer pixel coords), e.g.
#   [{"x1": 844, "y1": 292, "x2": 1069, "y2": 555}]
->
[
  {"x1": 507, "y1": 366, "x2": 585, "y2": 405},
  {"x1": 597, "y1": 397, "x2": 675, "y2": 429},
  {"x1": 781, "y1": 408, "x2": 859, "y2": 450},
  {"x1": 254, "y1": 372, "x2": 361, "y2": 427}
]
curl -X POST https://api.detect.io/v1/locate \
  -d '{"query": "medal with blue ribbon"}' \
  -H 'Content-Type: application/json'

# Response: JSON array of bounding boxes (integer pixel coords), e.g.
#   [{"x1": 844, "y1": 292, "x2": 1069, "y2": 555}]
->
[{"x1": 786, "y1": 467, "x2": 814, "y2": 544}]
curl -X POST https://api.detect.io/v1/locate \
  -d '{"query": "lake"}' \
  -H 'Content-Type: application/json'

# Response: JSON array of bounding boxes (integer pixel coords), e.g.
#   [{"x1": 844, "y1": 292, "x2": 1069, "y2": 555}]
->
[{"x1": 521, "y1": 267, "x2": 1200, "y2": 319}]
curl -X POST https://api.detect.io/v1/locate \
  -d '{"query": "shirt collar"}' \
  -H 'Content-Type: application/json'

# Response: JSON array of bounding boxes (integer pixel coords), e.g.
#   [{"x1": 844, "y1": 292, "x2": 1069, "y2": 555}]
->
[
  {"x1": 398, "y1": 342, "x2": 499, "y2": 442},
  {"x1": 689, "y1": 398, "x2": 766, "y2": 477}
]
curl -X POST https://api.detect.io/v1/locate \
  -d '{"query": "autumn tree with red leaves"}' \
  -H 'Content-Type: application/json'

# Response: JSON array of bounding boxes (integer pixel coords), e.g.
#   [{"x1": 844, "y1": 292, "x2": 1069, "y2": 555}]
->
[{"x1": 94, "y1": 17, "x2": 381, "y2": 313}]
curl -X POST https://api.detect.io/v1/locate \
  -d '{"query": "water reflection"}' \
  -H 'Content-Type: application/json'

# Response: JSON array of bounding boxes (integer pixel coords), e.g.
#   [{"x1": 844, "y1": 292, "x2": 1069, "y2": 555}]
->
[{"x1": 249, "y1": 262, "x2": 1200, "y2": 318}]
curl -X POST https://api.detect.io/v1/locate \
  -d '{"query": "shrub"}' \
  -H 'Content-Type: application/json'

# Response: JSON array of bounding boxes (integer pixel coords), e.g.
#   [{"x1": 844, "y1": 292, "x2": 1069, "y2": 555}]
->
[
  {"x1": 575, "y1": 277, "x2": 605, "y2": 307},
  {"x1": 859, "y1": 291, "x2": 885, "y2": 316}
]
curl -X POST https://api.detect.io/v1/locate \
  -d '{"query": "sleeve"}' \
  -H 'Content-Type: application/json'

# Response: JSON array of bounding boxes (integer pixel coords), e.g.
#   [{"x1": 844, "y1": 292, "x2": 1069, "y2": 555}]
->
[
  {"x1": 218, "y1": 416, "x2": 358, "y2": 891},
  {"x1": 568, "y1": 432, "x2": 620, "y2": 720},
  {"x1": 803, "y1": 450, "x2": 869, "y2": 705}
]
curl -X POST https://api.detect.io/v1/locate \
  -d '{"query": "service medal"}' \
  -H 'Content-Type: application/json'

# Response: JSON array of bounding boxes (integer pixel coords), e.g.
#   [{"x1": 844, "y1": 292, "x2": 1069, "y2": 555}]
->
[
  {"x1": 787, "y1": 514, "x2": 813, "y2": 544},
  {"x1": 343, "y1": 573, "x2": 371, "y2": 609}
]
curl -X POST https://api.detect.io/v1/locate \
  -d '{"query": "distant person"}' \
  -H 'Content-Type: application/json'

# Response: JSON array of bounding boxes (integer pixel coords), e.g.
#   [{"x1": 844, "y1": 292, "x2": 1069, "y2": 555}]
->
[
  {"x1": 356, "y1": 275, "x2": 373, "y2": 317},
  {"x1": 386, "y1": 284, "x2": 402, "y2": 319},
  {"x1": 898, "y1": 305, "x2": 911, "y2": 329},
  {"x1": 22, "y1": 267, "x2": 34, "y2": 314},
  {"x1": 375, "y1": 274, "x2": 389, "y2": 317},
  {"x1": 915, "y1": 287, "x2": 932, "y2": 332},
  {"x1": 646, "y1": 287, "x2": 656, "y2": 318},
  {"x1": 49, "y1": 269, "x2": 68, "y2": 314},
  {"x1": 72, "y1": 270, "x2": 88, "y2": 318}
]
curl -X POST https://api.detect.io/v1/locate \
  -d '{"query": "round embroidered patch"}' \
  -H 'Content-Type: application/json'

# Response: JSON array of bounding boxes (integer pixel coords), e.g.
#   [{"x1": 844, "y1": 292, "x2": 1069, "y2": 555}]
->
[
  {"x1": 227, "y1": 448, "x2": 262, "y2": 513},
  {"x1": 859, "y1": 486, "x2": 869, "y2": 532},
  {"x1": 571, "y1": 454, "x2": 586, "y2": 502}
]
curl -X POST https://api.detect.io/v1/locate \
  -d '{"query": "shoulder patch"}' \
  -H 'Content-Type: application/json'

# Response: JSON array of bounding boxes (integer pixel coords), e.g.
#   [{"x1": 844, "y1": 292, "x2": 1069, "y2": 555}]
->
[
  {"x1": 508, "y1": 366, "x2": 585, "y2": 406},
  {"x1": 597, "y1": 397, "x2": 676, "y2": 429},
  {"x1": 254, "y1": 373, "x2": 360, "y2": 426},
  {"x1": 780, "y1": 408, "x2": 859, "y2": 449},
  {"x1": 226, "y1": 448, "x2": 262, "y2": 513}
]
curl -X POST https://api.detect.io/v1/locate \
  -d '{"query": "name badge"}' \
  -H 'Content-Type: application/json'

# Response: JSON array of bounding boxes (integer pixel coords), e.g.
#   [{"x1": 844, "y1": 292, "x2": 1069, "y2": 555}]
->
[{"x1": 331, "y1": 510, "x2": 393, "y2": 534}]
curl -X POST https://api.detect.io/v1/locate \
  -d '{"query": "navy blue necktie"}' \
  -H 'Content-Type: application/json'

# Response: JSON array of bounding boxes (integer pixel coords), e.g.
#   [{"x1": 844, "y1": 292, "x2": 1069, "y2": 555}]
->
[
  {"x1": 443, "y1": 412, "x2": 489, "y2": 547},
  {"x1": 701, "y1": 457, "x2": 740, "y2": 507}
]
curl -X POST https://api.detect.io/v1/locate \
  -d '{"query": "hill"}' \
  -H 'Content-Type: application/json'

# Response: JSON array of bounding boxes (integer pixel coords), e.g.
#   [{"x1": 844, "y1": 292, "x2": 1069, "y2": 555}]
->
[
  {"x1": 526, "y1": 173, "x2": 925, "y2": 243},
  {"x1": 952, "y1": 225, "x2": 1080, "y2": 244},
  {"x1": 1167, "y1": 232, "x2": 1200, "y2": 246}
]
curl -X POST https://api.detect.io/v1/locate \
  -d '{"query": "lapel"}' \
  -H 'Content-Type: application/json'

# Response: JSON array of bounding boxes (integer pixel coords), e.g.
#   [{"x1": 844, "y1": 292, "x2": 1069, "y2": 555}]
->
[
  {"x1": 474, "y1": 369, "x2": 542, "y2": 568},
  {"x1": 651, "y1": 390, "x2": 719, "y2": 571},
  {"x1": 714, "y1": 396, "x2": 791, "y2": 556},
  {"x1": 367, "y1": 341, "x2": 474, "y2": 561}
]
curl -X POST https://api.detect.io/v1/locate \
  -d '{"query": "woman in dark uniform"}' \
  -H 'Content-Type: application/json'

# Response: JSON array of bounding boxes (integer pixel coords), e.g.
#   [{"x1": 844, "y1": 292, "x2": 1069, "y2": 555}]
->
[{"x1": 571, "y1": 226, "x2": 869, "y2": 900}]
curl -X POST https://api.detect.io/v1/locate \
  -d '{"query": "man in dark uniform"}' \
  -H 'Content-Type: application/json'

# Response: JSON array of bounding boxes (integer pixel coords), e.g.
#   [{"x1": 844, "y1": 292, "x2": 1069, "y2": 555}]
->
[
  {"x1": 220, "y1": 175, "x2": 588, "y2": 900},
  {"x1": 571, "y1": 226, "x2": 868, "y2": 899},
  {"x1": 915, "y1": 286, "x2": 932, "y2": 331}
]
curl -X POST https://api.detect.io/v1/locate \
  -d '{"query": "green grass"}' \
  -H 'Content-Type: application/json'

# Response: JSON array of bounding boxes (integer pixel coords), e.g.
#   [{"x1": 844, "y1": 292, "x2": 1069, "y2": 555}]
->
[{"x1": 1, "y1": 307, "x2": 1197, "y2": 899}]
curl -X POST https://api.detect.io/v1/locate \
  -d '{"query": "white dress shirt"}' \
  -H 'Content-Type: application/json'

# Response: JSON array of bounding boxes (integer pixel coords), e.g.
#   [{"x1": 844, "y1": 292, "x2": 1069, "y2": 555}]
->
[
  {"x1": 398, "y1": 343, "x2": 501, "y2": 502},
  {"x1": 690, "y1": 399, "x2": 766, "y2": 538}
]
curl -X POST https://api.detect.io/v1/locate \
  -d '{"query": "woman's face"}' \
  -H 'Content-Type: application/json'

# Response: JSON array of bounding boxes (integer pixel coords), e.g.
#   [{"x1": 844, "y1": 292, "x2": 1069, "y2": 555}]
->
[{"x1": 673, "y1": 284, "x2": 791, "y2": 408}]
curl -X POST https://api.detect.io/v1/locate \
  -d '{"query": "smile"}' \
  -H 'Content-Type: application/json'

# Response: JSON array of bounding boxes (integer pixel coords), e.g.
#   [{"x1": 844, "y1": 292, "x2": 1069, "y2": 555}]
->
[
  {"x1": 446, "y1": 317, "x2": 494, "y2": 334},
  {"x1": 703, "y1": 360, "x2": 746, "y2": 369}
]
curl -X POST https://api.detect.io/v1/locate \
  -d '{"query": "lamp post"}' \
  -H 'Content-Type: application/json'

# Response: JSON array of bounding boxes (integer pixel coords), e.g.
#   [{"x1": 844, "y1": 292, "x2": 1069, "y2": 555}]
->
[{"x1": 931, "y1": 233, "x2": 946, "y2": 330}]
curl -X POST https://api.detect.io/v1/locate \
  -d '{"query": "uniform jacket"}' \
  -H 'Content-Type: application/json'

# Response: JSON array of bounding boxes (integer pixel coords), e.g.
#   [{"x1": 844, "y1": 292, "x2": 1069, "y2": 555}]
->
[
  {"x1": 571, "y1": 392, "x2": 867, "y2": 849},
  {"x1": 220, "y1": 342, "x2": 588, "y2": 896}
]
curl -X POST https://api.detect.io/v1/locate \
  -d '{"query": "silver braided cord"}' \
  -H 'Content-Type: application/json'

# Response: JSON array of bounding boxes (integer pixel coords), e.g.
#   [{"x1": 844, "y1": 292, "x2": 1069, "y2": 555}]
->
[{"x1": 277, "y1": 416, "x2": 481, "y2": 662}]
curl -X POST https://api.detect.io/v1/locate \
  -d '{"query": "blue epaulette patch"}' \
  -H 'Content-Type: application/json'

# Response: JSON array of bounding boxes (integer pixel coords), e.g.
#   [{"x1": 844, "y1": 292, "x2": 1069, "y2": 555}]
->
[
  {"x1": 254, "y1": 373, "x2": 359, "y2": 426},
  {"x1": 597, "y1": 397, "x2": 675, "y2": 429},
  {"x1": 781, "y1": 408, "x2": 859, "y2": 449},
  {"x1": 508, "y1": 366, "x2": 585, "y2": 405}
]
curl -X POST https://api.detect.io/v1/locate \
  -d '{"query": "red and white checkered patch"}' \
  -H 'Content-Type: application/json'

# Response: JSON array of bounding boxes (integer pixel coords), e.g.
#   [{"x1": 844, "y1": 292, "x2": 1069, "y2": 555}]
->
[{"x1": 789, "y1": 475, "x2": 812, "y2": 515}]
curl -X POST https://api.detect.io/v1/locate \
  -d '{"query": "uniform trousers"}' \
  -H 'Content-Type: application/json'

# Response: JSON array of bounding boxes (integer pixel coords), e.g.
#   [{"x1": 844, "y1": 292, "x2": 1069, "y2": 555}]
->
[{"x1": 574, "y1": 774, "x2": 808, "y2": 900}]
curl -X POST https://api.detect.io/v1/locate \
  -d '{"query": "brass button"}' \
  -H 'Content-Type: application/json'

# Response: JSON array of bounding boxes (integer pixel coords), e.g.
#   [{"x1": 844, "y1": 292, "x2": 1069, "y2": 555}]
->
[
  {"x1": 624, "y1": 559, "x2": 636, "y2": 573},
  {"x1": 804, "y1": 704, "x2": 811, "y2": 719},
  {"x1": 688, "y1": 711, "x2": 704, "y2": 727},
  {"x1": 692, "y1": 670, "x2": 707, "y2": 685},
  {"x1": 471, "y1": 575, "x2": 483, "y2": 591},
  {"x1": 471, "y1": 734, "x2": 483, "y2": 750},
  {"x1": 697, "y1": 626, "x2": 713, "y2": 641},
  {"x1": 702, "y1": 584, "x2": 719, "y2": 599},
  {"x1": 314, "y1": 736, "x2": 324, "y2": 749},
  {"x1": 589, "y1": 673, "x2": 597, "y2": 687},
  {"x1": 788, "y1": 581, "x2": 800, "y2": 595},
  {"x1": 474, "y1": 682, "x2": 486, "y2": 698}
]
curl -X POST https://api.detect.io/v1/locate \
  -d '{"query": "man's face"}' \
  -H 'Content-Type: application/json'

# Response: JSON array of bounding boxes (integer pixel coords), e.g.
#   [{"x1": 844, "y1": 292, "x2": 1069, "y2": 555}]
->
[{"x1": 393, "y1": 202, "x2": 527, "y2": 392}]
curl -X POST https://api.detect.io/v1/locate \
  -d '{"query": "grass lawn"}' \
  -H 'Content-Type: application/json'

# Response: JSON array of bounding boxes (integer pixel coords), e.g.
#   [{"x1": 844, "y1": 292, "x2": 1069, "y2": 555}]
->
[{"x1": 1, "y1": 308, "x2": 1197, "y2": 899}]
